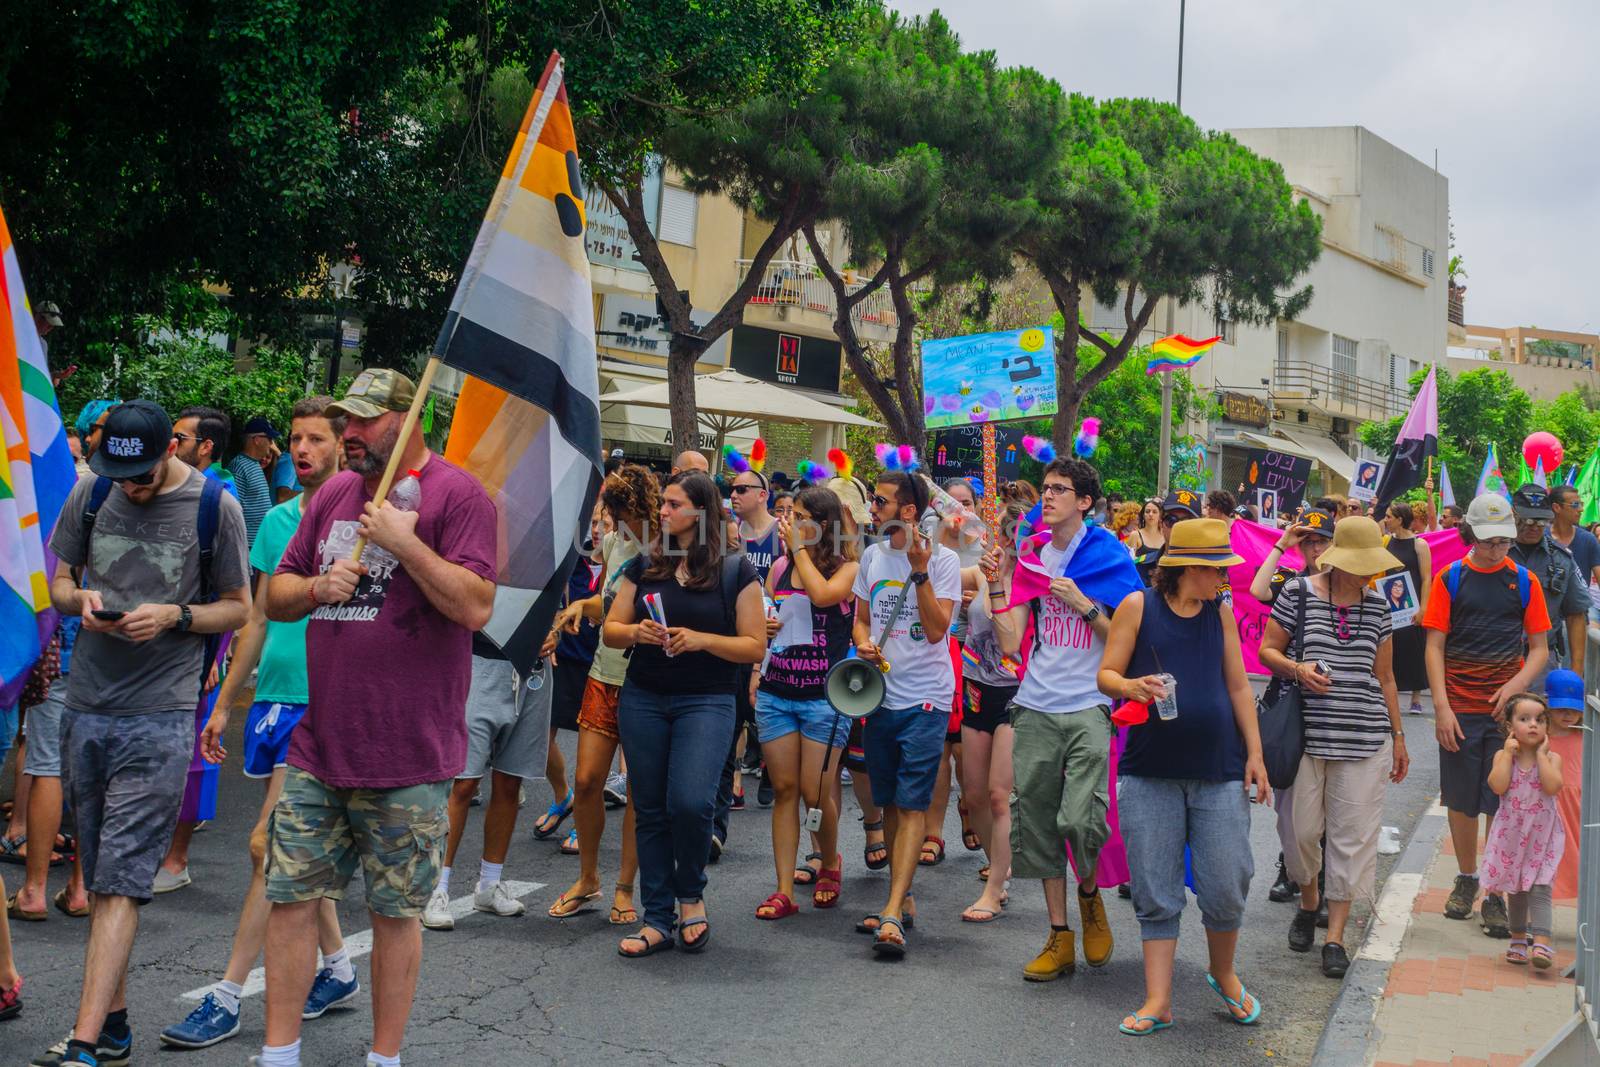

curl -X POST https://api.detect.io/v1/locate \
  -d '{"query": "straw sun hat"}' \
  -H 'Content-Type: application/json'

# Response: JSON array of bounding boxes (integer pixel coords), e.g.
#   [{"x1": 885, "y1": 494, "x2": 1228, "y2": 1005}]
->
[
  {"x1": 1315, "y1": 516, "x2": 1401, "y2": 577},
  {"x1": 1157, "y1": 518, "x2": 1245, "y2": 568}
]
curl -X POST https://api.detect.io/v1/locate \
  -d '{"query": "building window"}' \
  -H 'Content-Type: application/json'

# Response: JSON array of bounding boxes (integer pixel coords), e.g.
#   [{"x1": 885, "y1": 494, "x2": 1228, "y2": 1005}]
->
[
  {"x1": 1422, "y1": 248, "x2": 1435, "y2": 277},
  {"x1": 1215, "y1": 302, "x2": 1236, "y2": 345},
  {"x1": 1276, "y1": 326, "x2": 1290, "y2": 379},
  {"x1": 657, "y1": 183, "x2": 698, "y2": 247},
  {"x1": 1332, "y1": 334, "x2": 1359, "y2": 380}
]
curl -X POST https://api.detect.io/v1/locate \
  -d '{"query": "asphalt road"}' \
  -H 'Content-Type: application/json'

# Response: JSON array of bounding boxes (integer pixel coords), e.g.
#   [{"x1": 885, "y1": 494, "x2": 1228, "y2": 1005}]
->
[{"x1": 2, "y1": 692, "x2": 1442, "y2": 1066}]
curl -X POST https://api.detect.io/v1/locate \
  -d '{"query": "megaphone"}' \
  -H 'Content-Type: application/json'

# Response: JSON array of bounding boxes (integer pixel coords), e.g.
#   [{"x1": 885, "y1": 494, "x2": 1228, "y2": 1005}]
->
[{"x1": 825, "y1": 653, "x2": 886, "y2": 718}]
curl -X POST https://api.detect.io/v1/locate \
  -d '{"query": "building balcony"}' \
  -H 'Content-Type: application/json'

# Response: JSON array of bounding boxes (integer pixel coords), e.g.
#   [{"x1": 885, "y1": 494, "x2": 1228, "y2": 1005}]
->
[
  {"x1": 1273, "y1": 360, "x2": 1409, "y2": 423},
  {"x1": 1448, "y1": 286, "x2": 1465, "y2": 327},
  {"x1": 735, "y1": 259, "x2": 900, "y2": 343}
]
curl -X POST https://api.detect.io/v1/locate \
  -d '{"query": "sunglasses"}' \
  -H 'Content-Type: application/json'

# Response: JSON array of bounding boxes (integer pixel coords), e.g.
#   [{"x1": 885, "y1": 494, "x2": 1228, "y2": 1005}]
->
[
  {"x1": 871, "y1": 494, "x2": 896, "y2": 509},
  {"x1": 731, "y1": 484, "x2": 762, "y2": 495},
  {"x1": 113, "y1": 469, "x2": 158, "y2": 486}
]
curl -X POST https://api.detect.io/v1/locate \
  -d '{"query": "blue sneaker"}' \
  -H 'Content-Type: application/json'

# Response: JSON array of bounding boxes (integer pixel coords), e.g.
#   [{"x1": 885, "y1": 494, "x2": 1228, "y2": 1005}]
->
[
  {"x1": 302, "y1": 967, "x2": 360, "y2": 1020},
  {"x1": 30, "y1": 1029, "x2": 131, "y2": 1066},
  {"x1": 159, "y1": 992, "x2": 241, "y2": 1049}
]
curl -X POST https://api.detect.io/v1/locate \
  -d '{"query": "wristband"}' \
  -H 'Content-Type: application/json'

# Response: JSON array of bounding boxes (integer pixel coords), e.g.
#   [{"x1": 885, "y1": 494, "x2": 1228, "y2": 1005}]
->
[{"x1": 306, "y1": 580, "x2": 321, "y2": 608}]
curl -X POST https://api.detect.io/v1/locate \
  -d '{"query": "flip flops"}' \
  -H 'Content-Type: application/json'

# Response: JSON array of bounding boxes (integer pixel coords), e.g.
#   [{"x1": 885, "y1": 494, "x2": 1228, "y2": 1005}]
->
[
  {"x1": 547, "y1": 889, "x2": 600, "y2": 918},
  {"x1": 6, "y1": 893, "x2": 45, "y2": 922},
  {"x1": 961, "y1": 905, "x2": 1002, "y2": 924},
  {"x1": 1205, "y1": 973, "x2": 1262, "y2": 1025},
  {"x1": 609, "y1": 884, "x2": 637, "y2": 926},
  {"x1": 1118, "y1": 1013, "x2": 1173, "y2": 1037},
  {"x1": 0, "y1": 974, "x2": 22, "y2": 1021},
  {"x1": 559, "y1": 828, "x2": 579, "y2": 855},
  {"x1": 54, "y1": 888, "x2": 89, "y2": 918},
  {"x1": 532, "y1": 790, "x2": 574, "y2": 840},
  {"x1": 0, "y1": 836, "x2": 24, "y2": 866}
]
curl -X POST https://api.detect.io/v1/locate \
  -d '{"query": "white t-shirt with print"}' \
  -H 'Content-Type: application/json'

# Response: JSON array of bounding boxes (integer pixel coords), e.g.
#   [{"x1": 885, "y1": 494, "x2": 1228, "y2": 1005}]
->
[
  {"x1": 1013, "y1": 529, "x2": 1108, "y2": 715},
  {"x1": 851, "y1": 541, "x2": 962, "y2": 712}
]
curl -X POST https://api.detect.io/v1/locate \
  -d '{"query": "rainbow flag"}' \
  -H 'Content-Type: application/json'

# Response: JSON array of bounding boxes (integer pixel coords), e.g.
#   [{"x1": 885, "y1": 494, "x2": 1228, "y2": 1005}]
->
[
  {"x1": 0, "y1": 205, "x2": 76, "y2": 706},
  {"x1": 440, "y1": 53, "x2": 602, "y2": 676},
  {"x1": 1145, "y1": 333, "x2": 1222, "y2": 375}
]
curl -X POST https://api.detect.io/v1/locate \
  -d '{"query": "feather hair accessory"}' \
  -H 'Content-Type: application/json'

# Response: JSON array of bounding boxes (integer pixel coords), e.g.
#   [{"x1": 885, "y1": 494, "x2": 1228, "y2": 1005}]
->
[
  {"x1": 722, "y1": 444, "x2": 750, "y2": 474},
  {"x1": 796, "y1": 459, "x2": 831, "y2": 485},
  {"x1": 1021, "y1": 434, "x2": 1056, "y2": 463},
  {"x1": 1073, "y1": 417, "x2": 1101, "y2": 458},
  {"x1": 874, "y1": 444, "x2": 920, "y2": 471},
  {"x1": 827, "y1": 448, "x2": 853, "y2": 483},
  {"x1": 749, "y1": 439, "x2": 767, "y2": 473}
]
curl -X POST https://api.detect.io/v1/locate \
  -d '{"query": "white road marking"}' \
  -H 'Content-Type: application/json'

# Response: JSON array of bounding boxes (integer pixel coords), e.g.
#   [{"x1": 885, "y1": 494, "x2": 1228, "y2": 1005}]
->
[
  {"x1": 179, "y1": 880, "x2": 546, "y2": 1002},
  {"x1": 1359, "y1": 871, "x2": 1424, "y2": 964}
]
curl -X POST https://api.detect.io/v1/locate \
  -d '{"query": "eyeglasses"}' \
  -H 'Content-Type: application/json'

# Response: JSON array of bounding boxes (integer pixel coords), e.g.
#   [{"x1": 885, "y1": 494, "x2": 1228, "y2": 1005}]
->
[
  {"x1": 1040, "y1": 483, "x2": 1077, "y2": 497},
  {"x1": 112, "y1": 469, "x2": 158, "y2": 486},
  {"x1": 173, "y1": 432, "x2": 198, "y2": 445},
  {"x1": 1481, "y1": 537, "x2": 1513, "y2": 549}
]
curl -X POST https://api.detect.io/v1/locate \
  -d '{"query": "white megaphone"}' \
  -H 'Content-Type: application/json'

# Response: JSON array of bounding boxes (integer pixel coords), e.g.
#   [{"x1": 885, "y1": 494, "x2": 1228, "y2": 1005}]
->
[{"x1": 824, "y1": 578, "x2": 914, "y2": 719}]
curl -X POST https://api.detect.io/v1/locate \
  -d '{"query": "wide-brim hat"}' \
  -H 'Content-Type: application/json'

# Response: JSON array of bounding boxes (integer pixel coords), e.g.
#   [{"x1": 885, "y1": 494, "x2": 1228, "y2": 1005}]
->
[
  {"x1": 1157, "y1": 518, "x2": 1244, "y2": 568},
  {"x1": 1316, "y1": 516, "x2": 1402, "y2": 577},
  {"x1": 826, "y1": 475, "x2": 871, "y2": 527}
]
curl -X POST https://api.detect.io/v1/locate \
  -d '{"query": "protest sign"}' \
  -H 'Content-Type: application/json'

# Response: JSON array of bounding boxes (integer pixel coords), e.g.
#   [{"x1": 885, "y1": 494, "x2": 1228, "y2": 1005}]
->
[
  {"x1": 930, "y1": 425, "x2": 1024, "y2": 482},
  {"x1": 1381, "y1": 571, "x2": 1419, "y2": 628},
  {"x1": 921, "y1": 327, "x2": 1057, "y2": 430},
  {"x1": 1350, "y1": 459, "x2": 1384, "y2": 502},
  {"x1": 1244, "y1": 447, "x2": 1313, "y2": 510}
]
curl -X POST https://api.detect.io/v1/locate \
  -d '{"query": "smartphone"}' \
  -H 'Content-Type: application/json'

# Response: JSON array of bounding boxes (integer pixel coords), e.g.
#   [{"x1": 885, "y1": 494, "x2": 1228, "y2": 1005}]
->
[
  {"x1": 803, "y1": 807, "x2": 823, "y2": 832},
  {"x1": 91, "y1": 609, "x2": 126, "y2": 622},
  {"x1": 1313, "y1": 659, "x2": 1332, "y2": 680}
]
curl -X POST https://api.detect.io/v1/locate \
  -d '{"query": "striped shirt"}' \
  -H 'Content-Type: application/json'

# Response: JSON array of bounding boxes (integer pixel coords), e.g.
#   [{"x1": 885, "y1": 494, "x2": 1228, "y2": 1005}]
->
[
  {"x1": 1420, "y1": 557, "x2": 1550, "y2": 716},
  {"x1": 1269, "y1": 577, "x2": 1394, "y2": 760},
  {"x1": 228, "y1": 453, "x2": 273, "y2": 547}
]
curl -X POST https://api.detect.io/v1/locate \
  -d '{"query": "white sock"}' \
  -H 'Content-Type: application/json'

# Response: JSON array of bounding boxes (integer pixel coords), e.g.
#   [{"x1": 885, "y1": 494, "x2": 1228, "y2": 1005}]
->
[
  {"x1": 213, "y1": 979, "x2": 244, "y2": 1014},
  {"x1": 367, "y1": 1052, "x2": 401, "y2": 1067},
  {"x1": 323, "y1": 946, "x2": 355, "y2": 984},
  {"x1": 259, "y1": 1040, "x2": 301, "y2": 1067},
  {"x1": 477, "y1": 860, "x2": 503, "y2": 892},
  {"x1": 437, "y1": 867, "x2": 451, "y2": 895}
]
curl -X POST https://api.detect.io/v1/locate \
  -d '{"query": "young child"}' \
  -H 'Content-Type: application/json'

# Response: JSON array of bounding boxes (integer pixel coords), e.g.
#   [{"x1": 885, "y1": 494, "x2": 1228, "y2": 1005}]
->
[
  {"x1": 1480, "y1": 693, "x2": 1567, "y2": 968},
  {"x1": 1543, "y1": 670, "x2": 1585, "y2": 903}
]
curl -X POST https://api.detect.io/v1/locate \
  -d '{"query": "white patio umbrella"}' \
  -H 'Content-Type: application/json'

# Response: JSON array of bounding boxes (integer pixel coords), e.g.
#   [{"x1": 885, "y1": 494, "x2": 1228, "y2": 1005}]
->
[{"x1": 599, "y1": 369, "x2": 881, "y2": 470}]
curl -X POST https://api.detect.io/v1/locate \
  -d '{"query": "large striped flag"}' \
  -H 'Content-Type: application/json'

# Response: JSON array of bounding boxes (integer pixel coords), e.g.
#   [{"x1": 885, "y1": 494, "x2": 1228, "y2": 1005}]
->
[
  {"x1": 439, "y1": 52, "x2": 602, "y2": 676},
  {"x1": 1146, "y1": 334, "x2": 1222, "y2": 374},
  {"x1": 1374, "y1": 365, "x2": 1438, "y2": 510},
  {"x1": 1, "y1": 206, "x2": 76, "y2": 706}
]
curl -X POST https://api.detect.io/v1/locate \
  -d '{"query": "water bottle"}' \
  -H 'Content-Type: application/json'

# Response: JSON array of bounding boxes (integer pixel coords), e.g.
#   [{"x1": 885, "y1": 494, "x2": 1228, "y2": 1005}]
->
[{"x1": 390, "y1": 468, "x2": 423, "y2": 513}]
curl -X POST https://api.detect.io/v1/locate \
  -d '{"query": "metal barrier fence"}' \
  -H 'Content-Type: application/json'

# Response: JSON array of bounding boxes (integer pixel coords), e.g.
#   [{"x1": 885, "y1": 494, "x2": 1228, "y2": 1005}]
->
[{"x1": 1527, "y1": 627, "x2": 1600, "y2": 1063}]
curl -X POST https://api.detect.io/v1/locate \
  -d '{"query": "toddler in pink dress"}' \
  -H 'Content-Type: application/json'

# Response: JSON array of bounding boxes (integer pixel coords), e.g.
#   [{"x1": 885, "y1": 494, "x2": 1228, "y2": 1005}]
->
[{"x1": 1479, "y1": 694, "x2": 1567, "y2": 968}]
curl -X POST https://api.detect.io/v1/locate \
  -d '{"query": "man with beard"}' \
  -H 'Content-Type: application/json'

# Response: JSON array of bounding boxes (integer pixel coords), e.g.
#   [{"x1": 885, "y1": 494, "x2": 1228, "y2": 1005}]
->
[
  {"x1": 32, "y1": 400, "x2": 250, "y2": 1067},
  {"x1": 159, "y1": 396, "x2": 355, "y2": 1050},
  {"x1": 173, "y1": 406, "x2": 237, "y2": 497},
  {"x1": 262, "y1": 370, "x2": 496, "y2": 1067}
]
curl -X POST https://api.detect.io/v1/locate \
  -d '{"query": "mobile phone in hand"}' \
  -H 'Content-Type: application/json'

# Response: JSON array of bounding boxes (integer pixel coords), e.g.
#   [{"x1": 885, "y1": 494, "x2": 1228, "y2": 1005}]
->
[{"x1": 91, "y1": 609, "x2": 126, "y2": 621}]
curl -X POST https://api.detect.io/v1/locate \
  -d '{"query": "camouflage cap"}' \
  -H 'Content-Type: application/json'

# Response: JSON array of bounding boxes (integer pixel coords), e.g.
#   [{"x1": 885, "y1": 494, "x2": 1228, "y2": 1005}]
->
[{"x1": 327, "y1": 368, "x2": 416, "y2": 420}]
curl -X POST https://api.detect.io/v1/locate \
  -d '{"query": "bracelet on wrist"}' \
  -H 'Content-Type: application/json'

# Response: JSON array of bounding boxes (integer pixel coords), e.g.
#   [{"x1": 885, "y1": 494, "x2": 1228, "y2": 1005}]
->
[{"x1": 305, "y1": 581, "x2": 320, "y2": 608}]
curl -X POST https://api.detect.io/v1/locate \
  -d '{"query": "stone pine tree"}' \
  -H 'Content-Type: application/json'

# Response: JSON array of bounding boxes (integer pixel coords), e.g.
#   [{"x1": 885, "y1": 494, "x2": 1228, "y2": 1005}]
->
[{"x1": 1021, "y1": 98, "x2": 1323, "y2": 450}]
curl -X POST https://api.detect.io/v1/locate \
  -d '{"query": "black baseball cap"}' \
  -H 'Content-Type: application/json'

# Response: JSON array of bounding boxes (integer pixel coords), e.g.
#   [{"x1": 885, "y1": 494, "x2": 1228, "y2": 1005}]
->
[
  {"x1": 88, "y1": 400, "x2": 172, "y2": 479},
  {"x1": 1512, "y1": 483, "x2": 1554, "y2": 520},
  {"x1": 243, "y1": 415, "x2": 280, "y2": 440},
  {"x1": 1297, "y1": 507, "x2": 1335, "y2": 538},
  {"x1": 1162, "y1": 489, "x2": 1202, "y2": 519}
]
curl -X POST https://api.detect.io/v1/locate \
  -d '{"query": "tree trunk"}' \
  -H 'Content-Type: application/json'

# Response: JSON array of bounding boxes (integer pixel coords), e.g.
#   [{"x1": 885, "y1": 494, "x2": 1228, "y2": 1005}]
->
[
  {"x1": 1046, "y1": 275, "x2": 1084, "y2": 453},
  {"x1": 666, "y1": 335, "x2": 708, "y2": 452},
  {"x1": 887, "y1": 275, "x2": 926, "y2": 445}
]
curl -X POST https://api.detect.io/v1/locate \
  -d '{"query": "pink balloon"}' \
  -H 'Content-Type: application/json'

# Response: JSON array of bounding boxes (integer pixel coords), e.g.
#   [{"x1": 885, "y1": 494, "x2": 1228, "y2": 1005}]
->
[{"x1": 1523, "y1": 431, "x2": 1564, "y2": 471}]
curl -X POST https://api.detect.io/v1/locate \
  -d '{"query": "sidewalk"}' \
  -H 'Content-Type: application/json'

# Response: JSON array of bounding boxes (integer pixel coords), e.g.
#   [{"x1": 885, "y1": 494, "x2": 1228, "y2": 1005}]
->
[{"x1": 1366, "y1": 806, "x2": 1578, "y2": 1067}]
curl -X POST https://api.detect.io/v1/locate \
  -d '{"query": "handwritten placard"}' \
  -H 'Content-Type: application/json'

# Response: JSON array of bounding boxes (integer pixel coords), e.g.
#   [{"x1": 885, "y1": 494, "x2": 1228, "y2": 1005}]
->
[
  {"x1": 1244, "y1": 448, "x2": 1313, "y2": 510},
  {"x1": 921, "y1": 327, "x2": 1057, "y2": 429}
]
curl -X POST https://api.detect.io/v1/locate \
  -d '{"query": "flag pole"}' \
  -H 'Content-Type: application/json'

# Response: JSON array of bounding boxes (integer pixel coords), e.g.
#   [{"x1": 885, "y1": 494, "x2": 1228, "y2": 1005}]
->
[{"x1": 347, "y1": 357, "x2": 443, "y2": 563}]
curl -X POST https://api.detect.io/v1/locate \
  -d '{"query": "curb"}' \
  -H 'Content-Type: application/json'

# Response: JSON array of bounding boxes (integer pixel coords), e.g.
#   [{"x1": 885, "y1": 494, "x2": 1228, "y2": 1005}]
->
[{"x1": 1310, "y1": 803, "x2": 1450, "y2": 1067}]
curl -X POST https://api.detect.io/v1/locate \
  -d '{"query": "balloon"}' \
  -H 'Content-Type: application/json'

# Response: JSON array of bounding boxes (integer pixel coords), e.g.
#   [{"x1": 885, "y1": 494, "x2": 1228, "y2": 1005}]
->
[{"x1": 1523, "y1": 431, "x2": 1564, "y2": 472}]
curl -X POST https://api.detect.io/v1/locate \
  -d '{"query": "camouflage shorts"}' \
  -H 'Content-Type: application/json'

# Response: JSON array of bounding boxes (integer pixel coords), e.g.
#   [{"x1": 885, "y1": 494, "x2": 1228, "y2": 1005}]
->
[{"x1": 265, "y1": 767, "x2": 449, "y2": 919}]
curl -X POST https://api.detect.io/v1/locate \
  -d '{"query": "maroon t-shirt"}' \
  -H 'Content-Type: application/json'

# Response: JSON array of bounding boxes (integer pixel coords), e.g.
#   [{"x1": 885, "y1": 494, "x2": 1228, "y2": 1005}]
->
[{"x1": 276, "y1": 458, "x2": 497, "y2": 788}]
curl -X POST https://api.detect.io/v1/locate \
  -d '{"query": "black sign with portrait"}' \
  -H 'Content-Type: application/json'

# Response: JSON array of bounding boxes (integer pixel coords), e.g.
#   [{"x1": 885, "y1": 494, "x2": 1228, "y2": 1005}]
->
[{"x1": 729, "y1": 325, "x2": 843, "y2": 392}]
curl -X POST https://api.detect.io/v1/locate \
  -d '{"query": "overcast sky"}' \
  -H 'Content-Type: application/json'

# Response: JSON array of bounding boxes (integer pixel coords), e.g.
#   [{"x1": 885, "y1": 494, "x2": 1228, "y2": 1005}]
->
[{"x1": 893, "y1": 0, "x2": 1600, "y2": 333}]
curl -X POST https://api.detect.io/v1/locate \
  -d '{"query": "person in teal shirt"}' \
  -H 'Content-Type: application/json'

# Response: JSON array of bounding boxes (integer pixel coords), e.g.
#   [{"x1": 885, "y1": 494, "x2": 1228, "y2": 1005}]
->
[{"x1": 158, "y1": 397, "x2": 355, "y2": 1052}]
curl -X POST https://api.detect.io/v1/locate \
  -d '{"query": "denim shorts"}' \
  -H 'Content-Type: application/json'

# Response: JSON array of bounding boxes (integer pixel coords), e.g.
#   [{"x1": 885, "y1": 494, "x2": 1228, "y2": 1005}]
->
[
  {"x1": 1439, "y1": 712, "x2": 1504, "y2": 819},
  {"x1": 22, "y1": 688, "x2": 66, "y2": 777},
  {"x1": 862, "y1": 705, "x2": 948, "y2": 811},
  {"x1": 243, "y1": 701, "x2": 308, "y2": 779},
  {"x1": 755, "y1": 690, "x2": 850, "y2": 748}
]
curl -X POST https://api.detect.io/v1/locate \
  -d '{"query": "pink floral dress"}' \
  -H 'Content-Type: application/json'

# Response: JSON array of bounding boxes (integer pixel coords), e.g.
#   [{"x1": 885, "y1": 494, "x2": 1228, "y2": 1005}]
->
[{"x1": 1479, "y1": 760, "x2": 1565, "y2": 893}]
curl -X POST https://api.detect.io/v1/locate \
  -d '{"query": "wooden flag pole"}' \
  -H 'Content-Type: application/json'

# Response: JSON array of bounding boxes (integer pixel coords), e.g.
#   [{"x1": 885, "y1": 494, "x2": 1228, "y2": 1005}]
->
[
  {"x1": 980, "y1": 421, "x2": 1000, "y2": 542},
  {"x1": 348, "y1": 355, "x2": 444, "y2": 562}
]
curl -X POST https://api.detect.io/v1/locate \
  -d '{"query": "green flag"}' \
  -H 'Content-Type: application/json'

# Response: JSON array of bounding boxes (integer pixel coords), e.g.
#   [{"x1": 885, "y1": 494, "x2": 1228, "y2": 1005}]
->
[{"x1": 1576, "y1": 446, "x2": 1600, "y2": 524}]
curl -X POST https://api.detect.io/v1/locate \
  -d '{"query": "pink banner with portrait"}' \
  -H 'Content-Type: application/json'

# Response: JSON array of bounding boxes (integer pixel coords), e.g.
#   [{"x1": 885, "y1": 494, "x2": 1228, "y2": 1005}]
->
[{"x1": 1228, "y1": 520, "x2": 1468, "y2": 674}]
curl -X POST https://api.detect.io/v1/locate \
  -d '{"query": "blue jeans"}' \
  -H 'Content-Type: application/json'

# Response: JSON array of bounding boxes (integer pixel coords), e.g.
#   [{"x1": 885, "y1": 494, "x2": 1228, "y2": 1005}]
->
[
  {"x1": 1118, "y1": 775, "x2": 1254, "y2": 941},
  {"x1": 617, "y1": 687, "x2": 737, "y2": 935}
]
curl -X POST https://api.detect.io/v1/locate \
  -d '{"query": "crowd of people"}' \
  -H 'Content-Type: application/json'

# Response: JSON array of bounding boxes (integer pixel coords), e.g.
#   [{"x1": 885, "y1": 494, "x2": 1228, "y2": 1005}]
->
[{"x1": 0, "y1": 376, "x2": 1589, "y2": 1063}]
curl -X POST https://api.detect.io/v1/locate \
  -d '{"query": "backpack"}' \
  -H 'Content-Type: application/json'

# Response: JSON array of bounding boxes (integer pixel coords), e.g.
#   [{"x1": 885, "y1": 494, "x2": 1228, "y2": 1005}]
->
[
  {"x1": 1442, "y1": 558, "x2": 1531, "y2": 609},
  {"x1": 83, "y1": 473, "x2": 227, "y2": 696}
]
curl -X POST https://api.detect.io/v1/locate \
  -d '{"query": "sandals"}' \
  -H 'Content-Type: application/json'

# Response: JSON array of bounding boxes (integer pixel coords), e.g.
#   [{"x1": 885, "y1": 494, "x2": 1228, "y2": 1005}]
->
[
  {"x1": 547, "y1": 888, "x2": 600, "y2": 918},
  {"x1": 1205, "y1": 973, "x2": 1262, "y2": 1025},
  {"x1": 855, "y1": 899, "x2": 914, "y2": 934},
  {"x1": 53, "y1": 888, "x2": 89, "y2": 918},
  {"x1": 872, "y1": 915, "x2": 907, "y2": 958},
  {"x1": 0, "y1": 974, "x2": 22, "y2": 1021},
  {"x1": 6, "y1": 893, "x2": 45, "y2": 922},
  {"x1": 559, "y1": 828, "x2": 579, "y2": 855},
  {"x1": 1532, "y1": 942, "x2": 1555, "y2": 970},
  {"x1": 617, "y1": 929, "x2": 674, "y2": 958},
  {"x1": 979, "y1": 864, "x2": 990, "y2": 882},
  {"x1": 961, "y1": 903, "x2": 1002, "y2": 923},
  {"x1": 1506, "y1": 938, "x2": 1530, "y2": 965},
  {"x1": 812, "y1": 858, "x2": 842, "y2": 910},
  {"x1": 793, "y1": 851, "x2": 823, "y2": 886},
  {"x1": 918, "y1": 835, "x2": 946, "y2": 866},
  {"x1": 609, "y1": 884, "x2": 638, "y2": 926},
  {"x1": 532, "y1": 789, "x2": 574, "y2": 840},
  {"x1": 0, "y1": 836, "x2": 23, "y2": 866},
  {"x1": 679, "y1": 916, "x2": 710, "y2": 953},
  {"x1": 959, "y1": 803, "x2": 981, "y2": 851},
  {"x1": 862, "y1": 819, "x2": 888, "y2": 870},
  {"x1": 756, "y1": 892, "x2": 799, "y2": 921},
  {"x1": 1118, "y1": 1013, "x2": 1173, "y2": 1037}
]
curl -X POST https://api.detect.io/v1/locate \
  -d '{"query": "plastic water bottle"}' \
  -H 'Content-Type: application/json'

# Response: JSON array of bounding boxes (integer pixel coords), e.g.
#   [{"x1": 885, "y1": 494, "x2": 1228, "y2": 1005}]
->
[{"x1": 390, "y1": 468, "x2": 423, "y2": 513}]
